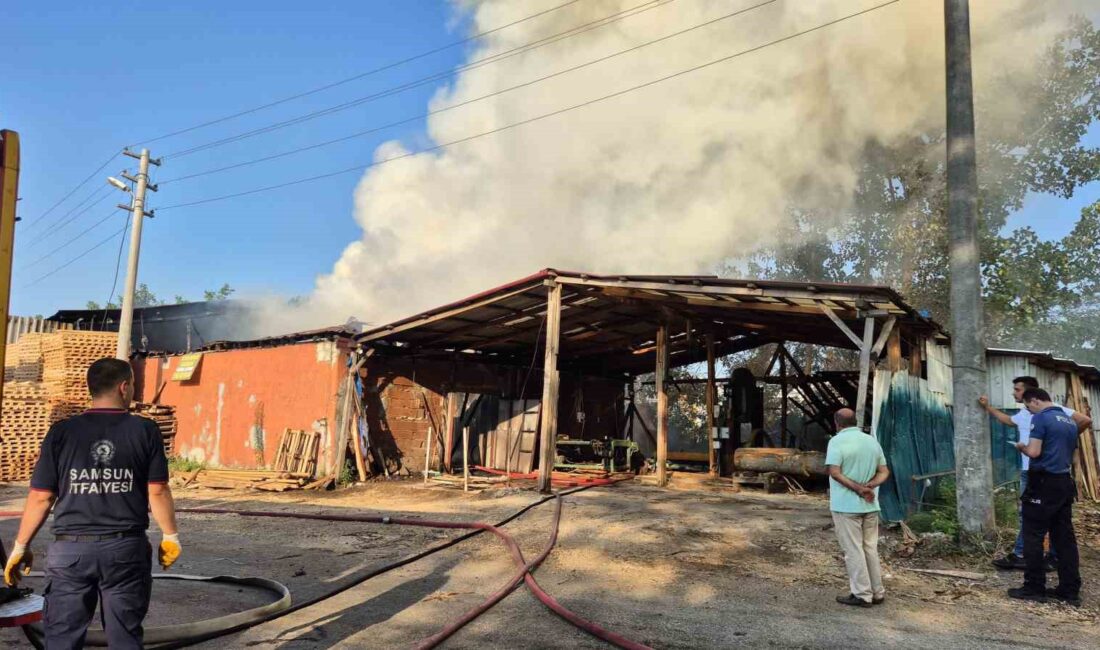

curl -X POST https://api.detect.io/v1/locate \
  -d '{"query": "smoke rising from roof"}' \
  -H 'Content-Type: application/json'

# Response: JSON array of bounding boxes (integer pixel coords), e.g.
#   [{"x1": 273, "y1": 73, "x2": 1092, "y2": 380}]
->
[{"x1": 258, "y1": 0, "x2": 1087, "y2": 334}]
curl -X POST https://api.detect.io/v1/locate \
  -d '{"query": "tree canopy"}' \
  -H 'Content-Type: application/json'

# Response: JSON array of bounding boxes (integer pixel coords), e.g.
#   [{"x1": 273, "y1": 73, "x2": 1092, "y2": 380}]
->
[{"x1": 737, "y1": 16, "x2": 1100, "y2": 365}]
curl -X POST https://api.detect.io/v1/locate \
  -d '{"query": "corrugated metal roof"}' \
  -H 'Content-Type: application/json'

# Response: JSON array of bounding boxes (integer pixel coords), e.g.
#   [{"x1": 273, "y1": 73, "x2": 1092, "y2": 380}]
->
[
  {"x1": 357, "y1": 269, "x2": 945, "y2": 376},
  {"x1": 144, "y1": 326, "x2": 355, "y2": 356}
]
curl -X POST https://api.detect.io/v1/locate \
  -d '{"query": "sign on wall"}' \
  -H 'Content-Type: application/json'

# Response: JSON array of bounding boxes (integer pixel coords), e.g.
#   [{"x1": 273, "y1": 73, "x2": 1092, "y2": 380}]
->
[{"x1": 172, "y1": 353, "x2": 203, "y2": 381}]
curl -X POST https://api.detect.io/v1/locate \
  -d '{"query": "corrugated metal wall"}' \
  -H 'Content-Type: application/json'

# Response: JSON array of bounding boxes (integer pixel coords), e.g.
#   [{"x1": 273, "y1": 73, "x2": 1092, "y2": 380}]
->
[
  {"x1": 924, "y1": 342, "x2": 1075, "y2": 408},
  {"x1": 5, "y1": 316, "x2": 70, "y2": 344}
]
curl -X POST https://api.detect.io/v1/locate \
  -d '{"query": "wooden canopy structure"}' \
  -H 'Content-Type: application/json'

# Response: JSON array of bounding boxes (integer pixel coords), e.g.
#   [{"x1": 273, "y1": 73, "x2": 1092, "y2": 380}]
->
[{"x1": 358, "y1": 269, "x2": 946, "y2": 492}]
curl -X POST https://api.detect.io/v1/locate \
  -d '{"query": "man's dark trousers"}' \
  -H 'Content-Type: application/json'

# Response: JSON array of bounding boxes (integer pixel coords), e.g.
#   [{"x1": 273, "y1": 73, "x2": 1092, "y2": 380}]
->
[
  {"x1": 43, "y1": 535, "x2": 152, "y2": 649},
  {"x1": 1021, "y1": 471, "x2": 1081, "y2": 596}
]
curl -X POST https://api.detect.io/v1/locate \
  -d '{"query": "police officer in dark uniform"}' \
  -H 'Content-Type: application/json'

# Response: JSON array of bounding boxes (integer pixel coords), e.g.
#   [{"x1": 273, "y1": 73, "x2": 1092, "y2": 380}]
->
[
  {"x1": 4, "y1": 358, "x2": 181, "y2": 648},
  {"x1": 1008, "y1": 387, "x2": 1082, "y2": 606}
]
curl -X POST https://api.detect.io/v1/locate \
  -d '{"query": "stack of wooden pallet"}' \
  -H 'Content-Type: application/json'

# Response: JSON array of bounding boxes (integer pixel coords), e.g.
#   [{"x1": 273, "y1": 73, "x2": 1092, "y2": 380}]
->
[
  {"x1": 3, "y1": 333, "x2": 46, "y2": 382},
  {"x1": 181, "y1": 468, "x2": 316, "y2": 491},
  {"x1": 0, "y1": 382, "x2": 52, "y2": 480},
  {"x1": 131, "y1": 402, "x2": 178, "y2": 457},
  {"x1": 1, "y1": 331, "x2": 119, "y2": 482},
  {"x1": 42, "y1": 331, "x2": 116, "y2": 406},
  {"x1": 272, "y1": 428, "x2": 320, "y2": 477}
]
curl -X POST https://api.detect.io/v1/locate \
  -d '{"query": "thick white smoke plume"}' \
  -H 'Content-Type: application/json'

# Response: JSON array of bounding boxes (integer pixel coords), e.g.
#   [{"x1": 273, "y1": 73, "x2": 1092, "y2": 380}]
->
[{"x1": 268, "y1": 0, "x2": 1086, "y2": 333}]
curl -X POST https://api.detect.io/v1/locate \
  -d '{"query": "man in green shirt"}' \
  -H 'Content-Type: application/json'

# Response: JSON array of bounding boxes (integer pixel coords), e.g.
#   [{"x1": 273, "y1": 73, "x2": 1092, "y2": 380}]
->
[{"x1": 825, "y1": 408, "x2": 891, "y2": 607}]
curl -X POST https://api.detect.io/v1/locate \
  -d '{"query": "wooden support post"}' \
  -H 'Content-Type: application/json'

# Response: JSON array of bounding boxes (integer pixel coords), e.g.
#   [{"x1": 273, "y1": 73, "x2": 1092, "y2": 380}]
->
[
  {"x1": 537, "y1": 281, "x2": 563, "y2": 494},
  {"x1": 887, "y1": 327, "x2": 903, "y2": 372},
  {"x1": 444, "y1": 392, "x2": 456, "y2": 472},
  {"x1": 779, "y1": 349, "x2": 788, "y2": 447},
  {"x1": 656, "y1": 324, "x2": 670, "y2": 487},
  {"x1": 909, "y1": 337, "x2": 923, "y2": 377},
  {"x1": 350, "y1": 386, "x2": 368, "y2": 482},
  {"x1": 423, "y1": 426, "x2": 433, "y2": 485},
  {"x1": 705, "y1": 334, "x2": 717, "y2": 477},
  {"x1": 463, "y1": 425, "x2": 470, "y2": 492},
  {"x1": 332, "y1": 379, "x2": 349, "y2": 478},
  {"x1": 855, "y1": 317, "x2": 875, "y2": 429}
]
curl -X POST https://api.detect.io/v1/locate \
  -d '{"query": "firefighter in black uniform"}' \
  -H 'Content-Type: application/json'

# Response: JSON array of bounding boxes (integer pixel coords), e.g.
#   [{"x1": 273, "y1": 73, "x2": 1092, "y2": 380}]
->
[{"x1": 4, "y1": 358, "x2": 182, "y2": 648}]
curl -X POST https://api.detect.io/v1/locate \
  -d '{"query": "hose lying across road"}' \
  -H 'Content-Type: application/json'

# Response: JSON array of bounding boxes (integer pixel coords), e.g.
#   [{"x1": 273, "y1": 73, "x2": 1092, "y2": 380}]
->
[
  {"x1": 4, "y1": 477, "x2": 649, "y2": 649},
  {"x1": 174, "y1": 476, "x2": 649, "y2": 649}
]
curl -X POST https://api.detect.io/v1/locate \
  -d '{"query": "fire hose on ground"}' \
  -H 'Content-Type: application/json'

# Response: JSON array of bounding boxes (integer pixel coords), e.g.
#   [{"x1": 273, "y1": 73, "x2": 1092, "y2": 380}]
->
[{"x1": 5, "y1": 477, "x2": 651, "y2": 649}]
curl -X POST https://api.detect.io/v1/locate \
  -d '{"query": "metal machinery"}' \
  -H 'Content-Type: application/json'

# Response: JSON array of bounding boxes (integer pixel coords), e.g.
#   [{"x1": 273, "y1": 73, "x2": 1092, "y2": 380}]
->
[
  {"x1": 712, "y1": 368, "x2": 764, "y2": 475},
  {"x1": 555, "y1": 436, "x2": 639, "y2": 473}
]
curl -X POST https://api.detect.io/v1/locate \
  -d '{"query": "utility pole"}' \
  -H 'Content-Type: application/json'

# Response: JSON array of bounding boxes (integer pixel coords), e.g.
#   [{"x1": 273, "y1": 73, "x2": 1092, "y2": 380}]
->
[
  {"x1": 115, "y1": 148, "x2": 159, "y2": 359},
  {"x1": 945, "y1": 0, "x2": 994, "y2": 537}
]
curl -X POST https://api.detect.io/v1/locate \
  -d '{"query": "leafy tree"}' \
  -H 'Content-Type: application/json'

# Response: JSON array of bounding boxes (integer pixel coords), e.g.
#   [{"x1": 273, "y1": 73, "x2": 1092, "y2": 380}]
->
[
  {"x1": 87, "y1": 283, "x2": 235, "y2": 309},
  {"x1": 739, "y1": 18, "x2": 1100, "y2": 363},
  {"x1": 203, "y1": 283, "x2": 235, "y2": 301}
]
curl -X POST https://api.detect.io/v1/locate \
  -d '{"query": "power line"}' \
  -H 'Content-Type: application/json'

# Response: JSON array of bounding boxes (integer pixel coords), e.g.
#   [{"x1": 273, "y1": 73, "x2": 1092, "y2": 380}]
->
[
  {"x1": 128, "y1": 0, "x2": 588, "y2": 147},
  {"x1": 22, "y1": 221, "x2": 129, "y2": 288},
  {"x1": 158, "y1": 0, "x2": 902, "y2": 212},
  {"x1": 22, "y1": 190, "x2": 114, "y2": 249},
  {"x1": 25, "y1": 183, "x2": 111, "y2": 239},
  {"x1": 19, "y1": 208, "x2": 122, "y2": 270},
  {"x1": 103, "y1": 211, "x2": 131, "y2": 314},
  {"x1": 159, "y1": 0, "x2": 703, "y2": 184},
  {"x1": 162, "y1": 0, "x2": 672, "y2": 160},
  {"x1": 20, "y1": 150, "x2": 121, "y2": 230}
]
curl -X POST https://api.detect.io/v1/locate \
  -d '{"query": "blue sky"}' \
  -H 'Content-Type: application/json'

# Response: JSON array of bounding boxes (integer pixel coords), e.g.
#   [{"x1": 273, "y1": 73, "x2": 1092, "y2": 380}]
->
[
  {"x1": 5, "y1": 1, "x2": 470, "y2": 315},
  {"x1": 3, "y1": 1, "x2": 1096, "y2": 317}
]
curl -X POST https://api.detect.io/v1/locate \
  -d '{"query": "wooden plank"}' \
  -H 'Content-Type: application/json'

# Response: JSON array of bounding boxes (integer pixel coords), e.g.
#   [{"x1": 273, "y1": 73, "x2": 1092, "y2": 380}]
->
[
  {"x1": 463, "y1": 425, "x2": 470, "y2": 492},
  {"x1": 555, "y1": 276, "x2": 902, "y2": 308},
  {"x1": 886, "y1": 327, "x2": 903, "y2": 372},
  {"x1": 656, "y1": 324, "x2": 669, "y2": 487},
  {"x1": 351, "y1": 393, "x2": 368, "y2": 482},
  {"x1": 705, "y1": 334, "x2": 717, "y2": 477},
  {"x1": 360, "y1": 283, "x2": 544, "y2": 342},
  {"x1": 332, "y1": 376, "x2": 350, "y2": 479},
  {"x1": 537, "y1": 282, "x2": 562, "y2": 493},
  {"x1": 444, "y1": 392, "x2": 456, "y2": 473},
  {"x1": 909, "y1": 337, "x2": 924, "y2": 377},
  {"x1": 871, "y1": 317, "x2": 897, "y2": 356},
  {"x1": 819, "y1": 305, "x2": 864, "y2": 348}
]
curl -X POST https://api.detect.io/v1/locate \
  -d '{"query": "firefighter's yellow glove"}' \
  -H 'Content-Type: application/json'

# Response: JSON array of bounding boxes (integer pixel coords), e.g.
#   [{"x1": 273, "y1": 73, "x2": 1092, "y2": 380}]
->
[
  {"x1": 4, "y1": 541, "x2": 32, "y2": 586},
  {"x1": 159, "y1": 534, "x2": 181, "y2": 570}
]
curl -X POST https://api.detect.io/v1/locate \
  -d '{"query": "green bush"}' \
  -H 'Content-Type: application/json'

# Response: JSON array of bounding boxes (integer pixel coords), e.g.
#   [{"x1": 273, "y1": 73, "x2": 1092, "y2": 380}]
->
[
  {"x1": 338, "y1": 461, "x2": 356, "y2": 486},
  {"x1": 168, "y1": 457, "x2": 204, "y2": 473},
  {"x1": 905, "y1": 477, "x2": 1018, "y2": 539}
]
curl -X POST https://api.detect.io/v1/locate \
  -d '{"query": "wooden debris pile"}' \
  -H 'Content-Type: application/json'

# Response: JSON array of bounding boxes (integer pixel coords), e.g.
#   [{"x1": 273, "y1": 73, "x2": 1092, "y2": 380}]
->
[
  {"x1": 180, "y1": 468, "x2": 317, "y2": 492},
  {"x1": 131, "y1": 402, "x2": 178, "y2": 457},
  {"x1": 177, "y1": 428, "x2": 328, "y2": 491},
  {"x1": 1067, "y1": 374, "x2": 1100, "y2": 501},
  {"x1": 272, "y1": 428, "x2": 320, "y2": 477}
]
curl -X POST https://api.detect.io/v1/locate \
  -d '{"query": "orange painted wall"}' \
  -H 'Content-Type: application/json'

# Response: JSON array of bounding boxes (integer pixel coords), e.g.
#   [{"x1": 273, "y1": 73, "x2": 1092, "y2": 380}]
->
[{"x1": 135, "y1": 340, "x2": 350, "y2": 469}]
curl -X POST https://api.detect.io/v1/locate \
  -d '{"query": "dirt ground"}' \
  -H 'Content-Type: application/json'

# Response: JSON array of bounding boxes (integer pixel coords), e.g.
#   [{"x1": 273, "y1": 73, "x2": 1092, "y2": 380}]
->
[{"x1": 2, "y1": 476, "x2": 1099, "y2": 649}]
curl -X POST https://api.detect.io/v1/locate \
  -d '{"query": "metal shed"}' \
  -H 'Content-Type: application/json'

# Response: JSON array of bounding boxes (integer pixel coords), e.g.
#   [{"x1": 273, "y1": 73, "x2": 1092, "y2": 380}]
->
[{"x1": 358, "y1": 269, "x2": 945, "y2": 491}]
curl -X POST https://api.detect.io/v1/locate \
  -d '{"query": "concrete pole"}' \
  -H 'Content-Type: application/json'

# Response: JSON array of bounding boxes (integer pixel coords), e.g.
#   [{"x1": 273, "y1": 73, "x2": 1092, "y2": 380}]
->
[
  {"x1": 945, "y1": 0, "x2": 994, "y2": 536},
  {"x1": 116, "y1": 149, "x2": 151, "y2": 359}
]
